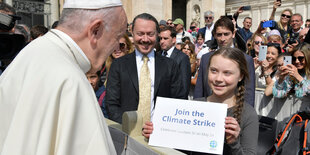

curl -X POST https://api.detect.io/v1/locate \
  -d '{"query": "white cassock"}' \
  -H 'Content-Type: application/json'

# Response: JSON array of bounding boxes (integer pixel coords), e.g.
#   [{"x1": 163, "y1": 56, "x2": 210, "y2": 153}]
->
[{"x1": 0, "y1": 29, "x2": 116, "y2": 155}]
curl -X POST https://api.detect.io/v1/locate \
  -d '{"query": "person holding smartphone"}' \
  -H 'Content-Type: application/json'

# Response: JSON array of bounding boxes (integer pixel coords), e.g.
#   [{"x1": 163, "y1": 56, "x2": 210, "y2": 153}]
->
[
  {"x1": 233, "y1": 6, "x2": 253, "y2": 42},
  {"x1": 255, "y1": 43, "x2": 281, "y2": 95},
  {"x1": 273, "y1": 43, "x2": 310, "y2": 99},
  {"x1": 269, "y1": 0, "x2": 293, "y2": 43}
]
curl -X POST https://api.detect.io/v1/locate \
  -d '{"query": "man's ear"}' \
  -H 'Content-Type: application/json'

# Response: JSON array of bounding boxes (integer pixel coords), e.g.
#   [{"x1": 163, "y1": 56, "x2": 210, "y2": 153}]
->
[
  {"x1": 88, "y1": 19, "x2": 104, "y2": 46},
  {"x1": 172, "y1": 37, "x2": 176, "y2": 45}
]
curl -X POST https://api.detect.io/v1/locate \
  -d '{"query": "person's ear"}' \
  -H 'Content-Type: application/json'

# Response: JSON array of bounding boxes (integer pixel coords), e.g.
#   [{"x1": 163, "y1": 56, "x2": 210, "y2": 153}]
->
[
  {"x1": 172, "y1": 37, "x2": 176, "y2": 45},
  {"x1": 239, "y1": 74, "x2": 244, "y2": 82},
  {"x1": 88, "y1": 19, "x2": 104, "y2": 46}
]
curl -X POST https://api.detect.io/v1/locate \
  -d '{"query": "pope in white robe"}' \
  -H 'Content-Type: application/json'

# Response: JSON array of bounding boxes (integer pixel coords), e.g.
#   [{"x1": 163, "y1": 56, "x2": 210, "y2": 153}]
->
[{"x1": 0, "y1": 28, "x2": 116, "y2": 155}]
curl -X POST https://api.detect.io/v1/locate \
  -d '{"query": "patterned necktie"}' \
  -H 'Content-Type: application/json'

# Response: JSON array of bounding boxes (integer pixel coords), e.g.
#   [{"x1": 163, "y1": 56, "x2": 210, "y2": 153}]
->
[{"x1": 137, "y1": 55, "x2": 151, "y2": 122}]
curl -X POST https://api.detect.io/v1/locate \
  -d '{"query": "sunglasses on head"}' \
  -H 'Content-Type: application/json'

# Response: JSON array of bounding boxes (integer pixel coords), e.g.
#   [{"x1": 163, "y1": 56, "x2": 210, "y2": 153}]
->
[
  {"x1": 254, "y1": 41, "x2": 264, "y2": 45},
  {"x1": 119, "y1": 43, "x2": 126, "y2": 50},
  {"x1": 205, "y1": 16, "x2": 213, "y2": 20},
  {"x1": 292, "y1": 56, "x2": 305, "y2": 62},
  {"x1": 281, "y1": 14, "x2": 291, "y2": 18}
]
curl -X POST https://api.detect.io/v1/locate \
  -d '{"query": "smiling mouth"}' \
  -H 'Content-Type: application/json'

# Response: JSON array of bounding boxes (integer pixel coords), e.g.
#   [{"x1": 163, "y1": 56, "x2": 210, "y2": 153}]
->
[{"x1": 213, "y1": 84, "x2": 225, "y2": 89}]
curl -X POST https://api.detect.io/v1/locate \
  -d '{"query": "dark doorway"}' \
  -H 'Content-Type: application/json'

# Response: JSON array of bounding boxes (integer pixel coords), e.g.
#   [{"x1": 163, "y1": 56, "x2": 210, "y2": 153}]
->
[{"x1": 172, "y1": 0, "x2": 187, "y2": 28}]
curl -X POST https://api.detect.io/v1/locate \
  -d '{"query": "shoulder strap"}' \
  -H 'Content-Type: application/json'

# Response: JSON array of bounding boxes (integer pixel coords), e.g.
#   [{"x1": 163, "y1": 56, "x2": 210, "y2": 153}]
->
[
  {"x1": 270, "y1": 114, "x2": 302, "y2": 154},
  {"x1": 303, "y1": 119, "x2": 310, "y2": 155}
]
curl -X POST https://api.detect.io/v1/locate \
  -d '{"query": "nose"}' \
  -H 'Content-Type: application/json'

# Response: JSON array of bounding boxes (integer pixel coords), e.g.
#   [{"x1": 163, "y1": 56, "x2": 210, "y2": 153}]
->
[
  {"x1": 219, "y1": 36, "x2": 225, "y2": 42},
  {"x1": 141, "y1": 34, "x2": 149, "y2": 43},
  {"x1": 267, "y1": 53, "x2": 272, "y2": 57},
  {"x1": 215, "y1": 73, "x2": 223, "y2": 83}
]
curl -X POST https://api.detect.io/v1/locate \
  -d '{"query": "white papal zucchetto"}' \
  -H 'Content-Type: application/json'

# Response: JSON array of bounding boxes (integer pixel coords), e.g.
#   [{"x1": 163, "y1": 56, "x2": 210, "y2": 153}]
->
[{"x1": 63, "y1": 0, "x2": 122, "y2": 9}]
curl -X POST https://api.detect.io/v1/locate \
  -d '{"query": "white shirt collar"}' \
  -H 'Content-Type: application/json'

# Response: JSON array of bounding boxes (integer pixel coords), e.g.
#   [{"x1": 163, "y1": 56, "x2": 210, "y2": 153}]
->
[
  {"x1": 166, "y1": 46, "x2": 175, "y2": 58},
  {"x1": 205, "y1": 23, "x2": 214, "y2": 30},
  {"x1": 135, "y1": 49, "x2": 155, "y2": 62},
  {"x1": 217, "y1": 43, "x2": 235, "y2": 50}
]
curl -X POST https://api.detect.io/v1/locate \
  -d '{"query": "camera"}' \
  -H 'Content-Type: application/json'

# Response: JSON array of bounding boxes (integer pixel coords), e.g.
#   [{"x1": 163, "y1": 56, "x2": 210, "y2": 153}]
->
[
  {"x1": 0, "y1": 12, "x2": 21, "y2": 31},
  {"x1": 288, "y1": 32, "x2": 299, "y2": 45},
  {"x1": 0, "y1": 12, "x2": 25, "y2": 73}
]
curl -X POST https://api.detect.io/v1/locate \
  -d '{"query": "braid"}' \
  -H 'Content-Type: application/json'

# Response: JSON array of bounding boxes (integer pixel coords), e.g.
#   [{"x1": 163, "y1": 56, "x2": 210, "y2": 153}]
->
[{"x1": 234, "y1": 82, "x2": 245, "y2": 125}]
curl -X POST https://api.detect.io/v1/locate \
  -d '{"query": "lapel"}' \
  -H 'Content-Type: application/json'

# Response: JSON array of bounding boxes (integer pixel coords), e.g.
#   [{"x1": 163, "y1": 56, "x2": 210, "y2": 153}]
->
[
  {"x1": 125, "y1": 52, "x2": 139, "y2": 93},
  {"x1": 170, "y1": 47, "x2": 178, "y2": 59},
  {"x1": 154, "y1": 53, "x2": 165, "y2": 96}
]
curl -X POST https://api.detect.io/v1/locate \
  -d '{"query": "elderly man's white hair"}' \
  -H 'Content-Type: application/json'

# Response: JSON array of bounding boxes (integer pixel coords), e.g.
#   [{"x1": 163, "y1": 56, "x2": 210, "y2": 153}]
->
[
  {"x1": 204, "y1": 10, "x2": 214, "y2": 17},
  {"x1": 58, "y1": 7, "x2": 116, "y2": 33}
]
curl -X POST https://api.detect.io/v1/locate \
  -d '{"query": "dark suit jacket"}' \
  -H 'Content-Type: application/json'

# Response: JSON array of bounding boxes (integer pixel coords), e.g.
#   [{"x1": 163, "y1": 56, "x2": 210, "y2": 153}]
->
[
  {"x1": 167, "y1": 48, "x2": 191, "y2": 99},
  {"x1": 193, "y1": 51, "x2": 255, "y2": 107},
  {"x1": 105, "y1": 51, "x2": 184, "y2": 123},
  {"x1": 198, "y1": 26, "x2": 214, "y2": 41},
  {"x1": 198, "y1": 27, "x2": 206, "y2": 37}
]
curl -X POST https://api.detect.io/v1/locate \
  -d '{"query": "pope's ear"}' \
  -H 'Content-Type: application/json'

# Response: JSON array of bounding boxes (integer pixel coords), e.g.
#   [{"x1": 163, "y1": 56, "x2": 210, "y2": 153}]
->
[{"x1": 88, "y1": 19, "x2": 104, "y2": 45}]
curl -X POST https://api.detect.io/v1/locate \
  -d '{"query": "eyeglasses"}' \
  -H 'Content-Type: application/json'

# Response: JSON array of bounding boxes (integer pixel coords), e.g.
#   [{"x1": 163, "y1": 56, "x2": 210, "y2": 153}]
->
[
  {"x1": 292, "y1": 56, "x2": 305, "y2": 62},
  {"x1": 254, "y1": 41, "x2": 264, "y2": 45},
  {"x1": 119, "y1": 43, "x2": 126, "y2": 50},
  {"x1": 167, "y1": 22, "x2": 173, "y2": 25},
  {"x1": 205, "y1": 16, "x2": 213, "y2": 20},
  {"x1": 281, "y1": 14, "x2": 291, "y2": 18}
]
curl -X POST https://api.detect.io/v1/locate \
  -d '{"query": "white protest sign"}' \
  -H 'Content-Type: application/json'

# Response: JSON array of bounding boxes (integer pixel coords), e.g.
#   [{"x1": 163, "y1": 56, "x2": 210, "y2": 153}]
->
[{"x1": 148, "y1": 97, "x2": 227, "y2": 154}]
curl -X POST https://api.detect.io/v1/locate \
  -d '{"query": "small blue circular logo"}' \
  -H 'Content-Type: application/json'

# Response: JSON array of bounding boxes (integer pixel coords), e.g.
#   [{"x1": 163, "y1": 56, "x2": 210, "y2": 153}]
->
[{"x1": 210, "y1": 140, "x2": 217, "y2": 148}]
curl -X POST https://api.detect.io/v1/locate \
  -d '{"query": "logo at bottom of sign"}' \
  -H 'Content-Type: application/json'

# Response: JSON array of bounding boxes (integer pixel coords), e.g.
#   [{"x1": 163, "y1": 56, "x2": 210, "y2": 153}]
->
[{"x1": 209, "y1": 140, "x2": 217, "y2": 150}]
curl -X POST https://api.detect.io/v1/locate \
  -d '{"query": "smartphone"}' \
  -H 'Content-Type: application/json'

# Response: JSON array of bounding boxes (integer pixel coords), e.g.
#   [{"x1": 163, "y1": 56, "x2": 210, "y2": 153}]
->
[
  {"x1": 277, "y1": 0, "x2": 281, "y2": 6},
  {"x1": 242, "y1": 6, "x2": 251, "y2": 11},
  {"x1": 258, "y1": 45, "x2": 267, "y2": 61},
  {"x1": 261, "y1": 20, "x2": 276, "y2": 28},
  {"x1": 283, "y1": 56, "x2": 292, "y2": 66}
]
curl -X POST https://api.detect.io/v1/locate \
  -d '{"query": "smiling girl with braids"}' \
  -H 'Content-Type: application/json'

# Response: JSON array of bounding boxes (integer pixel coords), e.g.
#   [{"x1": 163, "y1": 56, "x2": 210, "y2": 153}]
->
[
  {"x1": 142, "y1": 47, "x2": 259, "y2": 154},
  {"x1": 205, "y1": 47, "x2": 258, "y2": 155}
]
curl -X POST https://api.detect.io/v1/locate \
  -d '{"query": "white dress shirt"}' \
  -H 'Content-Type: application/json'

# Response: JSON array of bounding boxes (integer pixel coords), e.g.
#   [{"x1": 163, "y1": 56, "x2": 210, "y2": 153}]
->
[
  {"x1": 204, "y1": 23, "x2": 214, "y2": 42},
  {"x1": 163, "y1": 46, "x2": 175, "y2": 58},
  {"x1": 135, "y1": 49, "x2": 155, "y2": 119}
]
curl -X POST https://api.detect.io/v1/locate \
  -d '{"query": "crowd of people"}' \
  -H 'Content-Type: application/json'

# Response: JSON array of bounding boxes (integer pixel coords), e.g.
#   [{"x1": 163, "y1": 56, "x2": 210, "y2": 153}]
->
[{"x1": 0, "y1": 0, "x2": 310, "y2": 154}]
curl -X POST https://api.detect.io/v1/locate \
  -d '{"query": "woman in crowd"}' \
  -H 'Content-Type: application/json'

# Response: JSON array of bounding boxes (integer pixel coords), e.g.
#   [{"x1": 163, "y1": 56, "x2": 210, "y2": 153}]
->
[
  {"x1": 255, "y1": 43, "x2": 281, "y2": 96},
  {"x1": 181, "y1": 41, "x2": 196, "y2": 59},
  {"x1": 269, "y1": 0, "x2": 293, "y2": 43},
  {"x1": 195, "y1": 32, "x2": 205, "y2": 54},
  {"x1": 273, "y1": 43, "x2": 310, "y2": 99},
  {"x1": 247, "y1": 33, "x2": 267, "y2": 58},
  {"x1": 142, "y1": 47, "x2": 258, "y2": 155},
  {"x1": 105, "y1": 33, "x2": 134, "y2": 83},
  {"x1": 254, "y1": 43, "x2": 283, "y2": 118}
]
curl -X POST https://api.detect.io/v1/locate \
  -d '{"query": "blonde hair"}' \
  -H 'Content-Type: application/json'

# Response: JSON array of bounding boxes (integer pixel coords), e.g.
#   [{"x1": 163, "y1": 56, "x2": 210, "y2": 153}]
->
[
  {"x1": 104, "y1": 34, "x2": 134, "y2": 86},
  {"x1": 298, "y1": 43, "x2": 310, "y2": 78},
  {"x1": 247, "y1": 33, "x2": 267, "y2": 53},
  {"x1": 278, "y1": 8, "x2": 293, "y2": 29}
]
